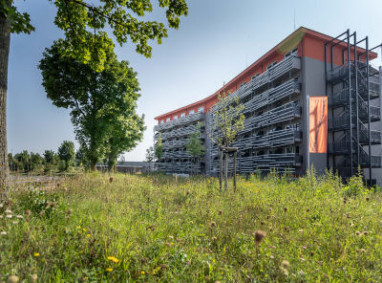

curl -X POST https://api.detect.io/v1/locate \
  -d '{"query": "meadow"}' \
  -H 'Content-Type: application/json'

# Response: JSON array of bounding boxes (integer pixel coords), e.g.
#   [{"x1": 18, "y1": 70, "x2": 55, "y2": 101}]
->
[{"x1": 1, "y1": 171, "x2": 382, "y2": 282}]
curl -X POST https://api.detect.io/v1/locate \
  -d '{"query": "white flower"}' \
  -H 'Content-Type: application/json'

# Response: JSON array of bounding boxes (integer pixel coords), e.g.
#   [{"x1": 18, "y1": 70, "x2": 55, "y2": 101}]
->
[
  {"x1": 6, "y1": 214, "x2": 12, "y2": 219},
  {"x1": 16, "y1": 215, "x2": 23, "y2": 219},
  {"x1": 12, "y1": 221, "x2": 18, "y2": 225},
  {"x1": 5, "y1": 209, "x2": 12, "y2": 214},
  {"x1": 0, "y1": 203, "x2": 3, "y2": 208},
  {"x1": 0, "y1": 231, "x2": 6, "y2": 235}
]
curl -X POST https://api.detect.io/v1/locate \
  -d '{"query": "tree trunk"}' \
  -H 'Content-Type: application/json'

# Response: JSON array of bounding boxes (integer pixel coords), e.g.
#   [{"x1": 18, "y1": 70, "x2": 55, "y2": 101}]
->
[
  {"x1": 0, "y1": 1, "x2": 11, "y2": 199},
  {"x1": 224, "y1": 152, "x2": 228, "y2": 191},
  {"x1": 219, "y1": 150, "x2": 223, "y2": 191}
]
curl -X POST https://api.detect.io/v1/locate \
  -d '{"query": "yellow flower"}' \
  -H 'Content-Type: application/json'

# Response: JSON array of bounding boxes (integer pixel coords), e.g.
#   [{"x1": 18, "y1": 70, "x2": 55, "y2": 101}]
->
[
  {"x1": 106, "y1": 267, "x2": 113, "y2": 272},
  {"x1": 86, "y1": 234, "x2": 91, "y2": 238},
  {"x1": 33, "y1": 252, "x2": 40, "y2": 257},
  {"x1": 83, "y1": 228, "x2": 86, "y2": 232},
  {"x1": 141, "y1": 271, "x2": 145, "y2": 275},
  {"x1": 107, "y1": 256, "x2": 119, "y2": 263},
  {"x1": 77, "y1": 225, "x2": 81, "y2": 229}
]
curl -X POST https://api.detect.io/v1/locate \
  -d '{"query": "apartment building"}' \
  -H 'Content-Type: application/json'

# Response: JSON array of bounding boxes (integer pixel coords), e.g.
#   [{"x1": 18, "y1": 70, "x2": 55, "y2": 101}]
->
[{"x1": 154, "y1": 27, "x2": 382, "y2": 185}]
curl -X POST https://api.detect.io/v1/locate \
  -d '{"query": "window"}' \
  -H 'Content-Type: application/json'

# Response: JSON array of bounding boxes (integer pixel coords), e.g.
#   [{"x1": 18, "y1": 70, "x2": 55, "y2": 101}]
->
[
  {"x1": 251, "y1": 74, "x2": 259, "y2": 81},
  {"x1": 180, "y1": 113, "x2": 186, "y2": 118},
  {"x1": 198, "y1": 106, "x2": 204, "y2": 113},
  {"x1": 240, "y1": 82, "x2": 247, "y2": 88},
  {"x1": 189, "y1": 109, "x2": 195, "y2": 115},
  {"x1": 285, "y1": 48, "x2": 298, "y2": 58},
  {"x1": 266, "y1": 61, "x2": 277, "y2": 70},
  {"x1": 173, "y1": 115, "x2": 178, "y2": 120},
  {"x1": 166, "y1": 117, "x2": 170, "y2": 122}
]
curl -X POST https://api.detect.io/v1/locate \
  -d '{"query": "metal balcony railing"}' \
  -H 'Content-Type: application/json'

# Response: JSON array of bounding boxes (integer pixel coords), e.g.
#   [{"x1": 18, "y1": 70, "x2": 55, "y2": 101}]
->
[{"x1": 154, "y1": 112, "x2": 204, "y2": 132}]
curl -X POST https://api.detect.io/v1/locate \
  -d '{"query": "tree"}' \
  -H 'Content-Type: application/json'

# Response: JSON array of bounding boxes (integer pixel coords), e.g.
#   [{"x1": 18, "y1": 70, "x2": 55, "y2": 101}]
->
[
  {"x1": 58, "y1": 140, "x2": 75, "y2": 171},
  {"x1": 155, "y1": 132, "x2": 163, "y2": 160},
  {"x1": 39, "y1": 43, "x2": 144, "y2": 171},
  {"x1": 43, "y1": 150, "x2": 55, "y2": 164},
  {"x1": 0, "y1": 0, "x2": 188, "y2": 196},
  {"x1": 105, "y1": 112, "x2": 145, "y2": 172},
  {"x1": 186, "y1": 123, "x2": 205, "y2": 175},
  {"x1": 146, "y1": 146, "x2": 155, "y2": 174},
  {"x1": 210, "y1": 93, "x2": 245, "y2": 191}
]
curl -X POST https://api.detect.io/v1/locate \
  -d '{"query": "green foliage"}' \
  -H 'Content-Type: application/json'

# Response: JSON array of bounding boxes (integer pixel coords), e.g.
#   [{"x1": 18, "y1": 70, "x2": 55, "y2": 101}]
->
[
  {"x1": 0, "y1": 0, "x2": 35, "y2": 34},
  {"x1": 210, "y1": 93, "x2": 245, "y2": 147},
  {"x1": 51, "y1": 0, "x2": 188, "y2": 71},
  {"x1": 58, "y1": 140, "x2": 75, "y2": 171},
  {"x1": 155, "y1": 132, "x2": 163, "y2": 160},
  {"x1": 186, "y1": 123, "x2": 205, "y2": 158},
  {"x1": 39, "y1": 43, "x2": 144, "y2": 170},
  {"x1": 1, "y1": 172, "x2": 381, "y2": 282}
]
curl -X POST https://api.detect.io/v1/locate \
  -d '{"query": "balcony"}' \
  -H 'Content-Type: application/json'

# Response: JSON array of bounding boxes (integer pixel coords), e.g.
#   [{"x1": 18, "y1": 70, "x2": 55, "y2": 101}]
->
[
  {"x1": 154, "y1": 112, "x2": 204, "y2": 132},
  {"x1": 252, "y1": 102, "x2": 302, "y2": 129},
  {"x1": 253, "y1": 153, "x2": 302, "y2": 168},
  {"x1": 252, "y1": 128, "x2": 302, "y2": 150}
]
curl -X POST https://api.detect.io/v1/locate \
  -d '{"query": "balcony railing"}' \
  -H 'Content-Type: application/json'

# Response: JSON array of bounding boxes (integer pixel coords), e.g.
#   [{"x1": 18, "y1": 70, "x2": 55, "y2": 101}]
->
[{"x1": 154, "y1": 112, "x2": 204, "y2": 132}]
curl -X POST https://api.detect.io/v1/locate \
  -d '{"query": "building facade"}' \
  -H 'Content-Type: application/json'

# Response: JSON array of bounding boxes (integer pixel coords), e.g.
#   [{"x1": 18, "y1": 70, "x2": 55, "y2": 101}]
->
[{"x1": 154, "y1": 27, "x2": 382, "y2": 185}]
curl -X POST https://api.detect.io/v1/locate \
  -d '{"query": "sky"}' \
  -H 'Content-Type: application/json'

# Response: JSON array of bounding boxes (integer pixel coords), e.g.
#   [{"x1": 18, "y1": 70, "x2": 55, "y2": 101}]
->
[{"x1": 7, "y1": 0, "x2": 382, "y2": 161}]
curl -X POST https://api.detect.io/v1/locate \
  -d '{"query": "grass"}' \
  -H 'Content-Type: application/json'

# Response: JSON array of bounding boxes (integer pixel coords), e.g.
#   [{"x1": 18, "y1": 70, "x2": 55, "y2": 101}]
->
[{"x1": 1, "y1": 171, "x2": 382, "y2": 282}]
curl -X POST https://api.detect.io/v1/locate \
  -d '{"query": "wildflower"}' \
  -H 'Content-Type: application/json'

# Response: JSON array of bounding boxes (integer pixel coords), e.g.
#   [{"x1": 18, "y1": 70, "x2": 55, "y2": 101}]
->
[
  {"x1": 86, "y1": 234, "x2": 91, "y2": 238},
  {"x1": 6, "y1": 214, "x2": 12, "y2": 218},
  {"x1": 1, "y1": 231, "x2": 7, "y2": 235},
  {"x1": 280, "y1": 267, "x2": 289, "y2": 276},
  {"x1": 67, "y1": 209, "x2": 73, "y2": 215},
  {"x1": 106, "y1": 267, "x2": 113, "y2": 272},
  {"x1": 363, "y1": 231, "x2": 368, "y2": 236},
  {"x1": 356, "y1": 231, "x2": 361, "y2": 236},
  {"x1": 77, "y1": 225, "x2": 81, "y2": 229},
  {"x1": 12, "y1": 221, "x2": 18, "y2": 225},
  {"x1": 168, "y1": 235, "x2": 174, "y2": 239},
  {"x1": 33, "y1": 253, "x2": 40, "y2": 257},
  {"x1": 283, "y1": 207, "x2": 288, "y2": 212},
  {"x1": 253, "y1": 230, "x2": 266, "y2": 244},
  {"x1": 107, "y1": 256, "x2": 119, "y2": 263},
  {"x1": 209, "y1": 221, "x2": 217, "y2": 228},
  {"x1": 29, "y1": 274, "x2": 38, "y2": 282},
  {"x1": 83, "y1": 228, "x2": 86, "y2": 232},
  {"x1": 7, "y1": 275, "x2": 19, "y2": 283},
  {"x1": 16, "y1": 215, "x2": 23, "y2": 219},
  {"x1": 218, "y1": 210, "x2": 223, "y2": 215},
  {"x1": 281, "y1": 260, "x2": 290, "y2": 268},
  {"x1": 5, "y1": 209, "x2": 12, "y2": 214},
  {"x1": 141, "y1": 271, "x2": 145, "y2": 275},
  {"x1": 25, "y1": 210, "x2": 31, "y2": 216}
]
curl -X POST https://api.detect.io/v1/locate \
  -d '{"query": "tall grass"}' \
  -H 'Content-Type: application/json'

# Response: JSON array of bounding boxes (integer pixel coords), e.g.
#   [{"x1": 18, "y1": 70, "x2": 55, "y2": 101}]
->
[{"x1": 1, "y1": 172, "x2": 381, "y2": 282}]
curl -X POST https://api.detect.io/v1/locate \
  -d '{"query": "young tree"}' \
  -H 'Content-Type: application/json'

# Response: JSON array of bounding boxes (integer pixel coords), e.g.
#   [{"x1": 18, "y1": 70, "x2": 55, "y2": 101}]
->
[
  {"x1": 155, "y1": 132, "x2": 163, "y2": 161},
  {"x1": 146, "y1": 146, "x2": 155, "y2": 174},
  {"x1": 0, "y1": 0, "x2": 188, "y2": 196},
  {"x1": 39, "y1": 44, "x2": 144, "y2": 171},
  {"x1": 186, "y1": 123, "x2": 205, "y2": 175},
  {"x1": 210, "y1": 93, "x2": 245, "y2": 191},
  {"x1": 58, "y1": 140, "x2": 75, "y2": 171}
]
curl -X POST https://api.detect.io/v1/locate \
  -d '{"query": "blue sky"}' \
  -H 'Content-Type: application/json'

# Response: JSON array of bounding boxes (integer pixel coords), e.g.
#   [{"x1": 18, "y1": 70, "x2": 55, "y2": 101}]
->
[{"x1": 7, "y1": 0, "x2": 382, "y2": 161}]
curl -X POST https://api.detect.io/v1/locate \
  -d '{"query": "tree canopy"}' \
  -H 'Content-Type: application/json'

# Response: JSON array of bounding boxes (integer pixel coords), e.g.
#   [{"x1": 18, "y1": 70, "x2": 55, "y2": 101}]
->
[{"x1": 39, "y1": 42, "x2": 145, "y2": 170}]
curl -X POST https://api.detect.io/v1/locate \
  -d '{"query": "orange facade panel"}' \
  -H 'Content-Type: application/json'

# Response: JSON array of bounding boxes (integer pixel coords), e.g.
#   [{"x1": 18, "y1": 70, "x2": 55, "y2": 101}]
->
[{"x1": 309, "y1": 96, "x2": 328, "y2": 153}]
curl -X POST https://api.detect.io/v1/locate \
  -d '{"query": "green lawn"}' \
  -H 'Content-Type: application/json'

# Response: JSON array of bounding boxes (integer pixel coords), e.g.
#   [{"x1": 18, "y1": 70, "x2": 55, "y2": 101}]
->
[{"x1": 1, "y1": 172, "x2": 381, "y2": 282}]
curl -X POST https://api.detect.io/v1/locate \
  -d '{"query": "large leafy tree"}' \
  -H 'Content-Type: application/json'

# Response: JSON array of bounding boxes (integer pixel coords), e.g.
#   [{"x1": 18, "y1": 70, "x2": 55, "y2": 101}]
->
[
  {"x1": 39, "y1": 43, "x2": 144, "y2": 170},
  {"x1": 105, "y1": 112, "x2": 145, "y2": 171},
  {"x1": 0, "y1": 0, "x2": 187, "y2": 196}
]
